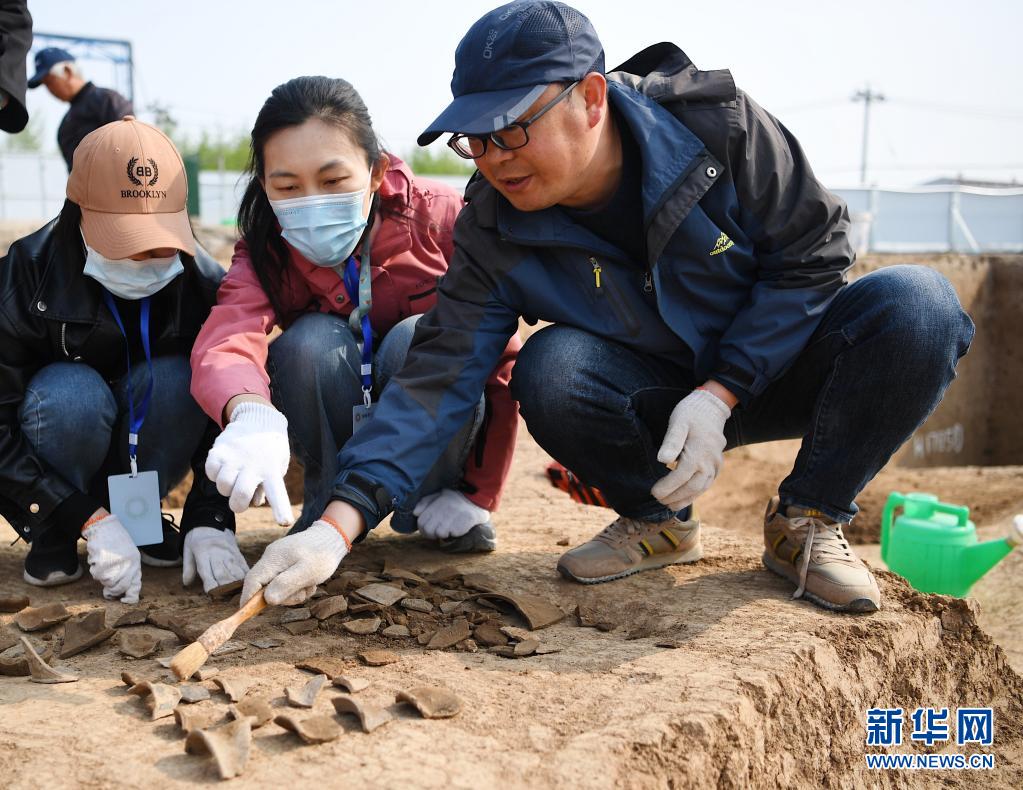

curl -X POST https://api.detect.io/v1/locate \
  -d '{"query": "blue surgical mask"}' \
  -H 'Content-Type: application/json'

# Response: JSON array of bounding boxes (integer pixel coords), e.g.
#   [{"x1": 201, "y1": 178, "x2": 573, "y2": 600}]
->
[
  {"x1": 268, "y1": 181, "x2": 371, "y2": 267},
  {"x1": 82, "y1": 238, "x2": 184, "y2": 300}
]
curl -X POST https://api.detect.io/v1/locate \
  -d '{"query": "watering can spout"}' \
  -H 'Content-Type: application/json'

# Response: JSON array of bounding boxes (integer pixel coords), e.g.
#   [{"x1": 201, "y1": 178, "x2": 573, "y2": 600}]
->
[{"x1": 958, "y1": 528, "x2": 1017, "y2": 589}]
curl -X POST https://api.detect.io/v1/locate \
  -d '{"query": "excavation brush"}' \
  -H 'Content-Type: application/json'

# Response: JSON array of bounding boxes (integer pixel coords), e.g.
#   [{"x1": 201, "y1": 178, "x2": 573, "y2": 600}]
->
[{"x1": 169, "y1": 592, "x2": 268, "y2": 680}]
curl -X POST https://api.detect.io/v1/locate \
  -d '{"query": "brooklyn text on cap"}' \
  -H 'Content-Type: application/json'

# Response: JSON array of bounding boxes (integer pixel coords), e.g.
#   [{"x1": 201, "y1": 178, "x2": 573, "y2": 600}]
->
[
  {"x1": 417, "y1": 0, "x2": 604, "y2": 146},
  {"x1": 27, "y1": 47, "x2": 75, "y2": 89},
  {"x1": 66, "y1": 115, "x2": 196, "y2": 259}
]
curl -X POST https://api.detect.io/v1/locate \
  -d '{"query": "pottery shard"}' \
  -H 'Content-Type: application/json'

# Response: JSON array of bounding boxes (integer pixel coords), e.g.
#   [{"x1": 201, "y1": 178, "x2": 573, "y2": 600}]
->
[
  {"x1": 477, "y1": 592, "x2": 566, "y2": 630},
  {"x1": 342, "y1": 617, "x2": 381, "y2": 636},
  {"x1": 439, "y1": 601, "x2": 465, "y2": 615},
  {"x1": 286, "y1": 673, "x2": 328, "y2": 708},
  {"x1": 348, "y1": 602, "x2": 384, "y2": 614},
  {"x1": 332, "y1": 675, "x2": 371, "y2": 693},
  {"x1": 358, "y1": 650, "x2": 399, "y2": 667},
  {"x1": 500, "y1": 626, "x2": 535, "y2": 642},
  {"x1": 0, "y1": 630, "x2": 17, "y2": 653},
  {"x1": 282, "y1": 619, "x2": 319, "y2": 636},
  {"x1": 423, "y1": 566, "x2": 463, "y2": 584},
  {"x1": 0, "y1": 640, "x2": 54, "y2": 676},
  {"x1": 15, "y1": 602, "x2": 70, "y2": 632},
  {"x1": 472, "y1": 624, "x2": 508, "y2": 647},
  {"x1": 119, "y1": 630, "x2": 160, "y2": 659},
  {"x1": 310, "y1": 595, "x2": 348, "y2": 620},
  {"x1": 229, "y1": 696, "x2": 274, "y2": 729},
  {"x1": 461, "y1": 573, "x2": 500, "y2": 593},
  {"x1": 211, "y1": 640, "x2": 248, "y2": 657},
  {"x1": 274, "y1": 713, "x2": 342, "y2": 745},
  {"x1": 250, "y1": 638, "x2": 283, "y2": 650},
  {"x1": 401, "y1": 598, "x2": 433, "y2": 613},
  {"x1": 332, "y1": 695, "x2": 393, "y2": 733},
  {"x1": 207, "y1": 580, "x2": 243, "y2": 600},
  {"x1": 381, "y1": 561, "x2": 427, "y2": 584},
  {"x1": 194, "y1": 667, "x2": 220, "y2": 681},
  {"x1": 395, "y1": 685, "x2": 462, "y2": 719},
  {"x1": 514, "y1": 639, "x2": 539, "y2": 657},
  {"x1": 279, "y1": 608, "x2": 312, "y2": 624},
  {"x1": 121, "y1": 669, "x2": 148, "y2": 687},
  {"x1": 60, "y1": 609, "x2": 116, "y2": 658},
  {"x1": 213, "y1": 676, "x2": 253, "y2": 703},
  {"x1": 355, "y1": 583, "x2": 406, "y2": 607},
  {"x1": 129, "y1": 681, "x2": 181, "y2": 720},
  {"x1": 427, "y1": 618, "x2": 471, "y2": 650},
  {"x1": 185, "y1": 719, "x2": 252, "y2": 780},
  {"x1": 416, "y1": 631, "x2": 434, "y2": 646},
  {"x1": 179, "y1": 683, "x2": 211, "y2": 704},
  {"x1": 381, "y1": 624, "x2": 410, "y2": 638},
  {"x1": 20, "y1": 636, "x2": 78, "y2": 683},
  {"x1": 113, "y1": 608, "x2": 149, "y2": 628},
  {"x1": 175, "y1": 706, "x2": 222, "y2": 735},
  {"x1": 295, "y1": 655, "x2": 348, "y2": 677},
  {"x1": 0, "y1": 594, "x2": 30, "y2": 613}
]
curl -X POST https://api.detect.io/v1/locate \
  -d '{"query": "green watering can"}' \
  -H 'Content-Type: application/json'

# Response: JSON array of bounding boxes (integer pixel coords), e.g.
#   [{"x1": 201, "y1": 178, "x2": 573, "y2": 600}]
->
[{"x1": 881, "y1": 492, "x2": 1023, "y2": 597}]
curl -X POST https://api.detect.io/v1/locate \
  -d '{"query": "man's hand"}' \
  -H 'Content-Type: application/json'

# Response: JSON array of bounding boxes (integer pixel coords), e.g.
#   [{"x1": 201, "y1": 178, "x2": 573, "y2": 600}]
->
[
  {"x1": 413, "y1": 488, "x2": 490, "y2": 539},
  {"x1": 182, "y1": 527, "x2": 249, "y2": 593},
  {"x1": 651, "y1": 388, "x2": 732, "y2": 511},
  {"x1": 83, "y1": 513, "x2": 143, "y2": 603},
  {"x1": 205, "y1": 401, "x2": 294, "y2": 524},
  {"x1": 240, "y1": 521, "x2": 349, "y2": 607}
]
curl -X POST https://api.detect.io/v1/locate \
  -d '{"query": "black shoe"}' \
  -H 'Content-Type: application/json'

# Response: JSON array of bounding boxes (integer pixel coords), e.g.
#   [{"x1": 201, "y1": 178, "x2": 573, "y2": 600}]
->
[
  {"x1": 24, "y1": 528, "x2": 84, "y2": 587},
  {"x1": 140, "y1": 513, "x2": 184, "y2": 568},
  {"x1": 437, "y1": 522, "x2": 497, "y2": 553}
]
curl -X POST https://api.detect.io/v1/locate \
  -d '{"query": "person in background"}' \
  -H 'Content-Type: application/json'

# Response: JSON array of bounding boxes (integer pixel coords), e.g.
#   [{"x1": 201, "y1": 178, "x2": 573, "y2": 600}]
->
[
  {"x1": 190, "y1": 76, "x2": 519, "y2": 594},
  {"x1": 0, "y1": 117, "x2": 245, "y2": 601},
  {"x1": 0, "y1": 0, "x2": 32, "y2": 133},
  {"x1": 27, "y1": 46, "x2": 132, "y2": 169}
]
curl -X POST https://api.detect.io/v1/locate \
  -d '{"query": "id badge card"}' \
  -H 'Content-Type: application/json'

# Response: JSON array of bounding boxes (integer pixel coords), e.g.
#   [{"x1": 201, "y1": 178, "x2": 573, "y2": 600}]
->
[
  {"x1": 107, "y1": 471, "x2": 163, "y2": 547},
  {"x1": 352, "y1": 403, "x2": 376, "y2": 435}
]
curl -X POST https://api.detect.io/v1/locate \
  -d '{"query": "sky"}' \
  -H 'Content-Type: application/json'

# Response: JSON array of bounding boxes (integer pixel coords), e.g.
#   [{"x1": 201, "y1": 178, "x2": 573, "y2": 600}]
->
[{"x1": 19, "y1": 0, "x2": 1023, "y2": 187}]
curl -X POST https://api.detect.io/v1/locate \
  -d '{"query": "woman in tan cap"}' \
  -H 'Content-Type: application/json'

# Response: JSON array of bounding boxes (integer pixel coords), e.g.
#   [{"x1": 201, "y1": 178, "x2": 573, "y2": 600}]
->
[{"x1": 0, "y1": 116, "x2": 247, "y2": 602}]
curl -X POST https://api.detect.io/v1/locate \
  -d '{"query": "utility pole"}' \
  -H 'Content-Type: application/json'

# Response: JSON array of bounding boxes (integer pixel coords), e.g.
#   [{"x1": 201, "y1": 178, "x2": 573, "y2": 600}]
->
[{"x1": 852, "y1": 85, "x2": 885, "y2": 185}]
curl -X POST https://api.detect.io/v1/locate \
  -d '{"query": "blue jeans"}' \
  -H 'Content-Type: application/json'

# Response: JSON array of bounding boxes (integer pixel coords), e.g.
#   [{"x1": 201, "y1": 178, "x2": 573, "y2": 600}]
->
[
  {"x1": 268, "y1": 313, "x2": 484, "y2": 531},
  {"x1": 511, "y1": 265, "x2": 975, "y2": 524},
  {"x1": 18, "y1": 356, "x2": 207, "y2": 504}
]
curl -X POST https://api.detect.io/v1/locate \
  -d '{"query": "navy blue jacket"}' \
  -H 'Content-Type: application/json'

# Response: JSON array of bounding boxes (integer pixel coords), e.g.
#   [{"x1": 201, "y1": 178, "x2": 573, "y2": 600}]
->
[{"x1": 331, "y1": 44, "x2": 854, "y2": 528}]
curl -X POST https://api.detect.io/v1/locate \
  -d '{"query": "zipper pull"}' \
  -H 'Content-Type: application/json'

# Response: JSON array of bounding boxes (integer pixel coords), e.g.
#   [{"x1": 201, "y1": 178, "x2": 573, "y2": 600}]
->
[
  {"x1": 643, "y1": 271, "x2": 653, "y2": 293},
  {"x1": 590, "y1": 257, "x2": 602, "y2": 289}
]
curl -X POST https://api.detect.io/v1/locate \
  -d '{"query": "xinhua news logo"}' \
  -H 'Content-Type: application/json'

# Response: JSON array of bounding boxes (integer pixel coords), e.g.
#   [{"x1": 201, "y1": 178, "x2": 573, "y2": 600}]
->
[{"x1": 864, "y1": 707, "x2": 995, "y2": 770}]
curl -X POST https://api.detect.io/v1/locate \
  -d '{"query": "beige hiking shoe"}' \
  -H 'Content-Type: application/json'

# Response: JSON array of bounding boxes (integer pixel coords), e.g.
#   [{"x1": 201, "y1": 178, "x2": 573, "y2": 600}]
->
[
  {"x1": 557, "y1": 515, "x2": 702, "y2": 584},
  {"x1": 762, "y1": 497, "x2": 880, "y2": 613}
]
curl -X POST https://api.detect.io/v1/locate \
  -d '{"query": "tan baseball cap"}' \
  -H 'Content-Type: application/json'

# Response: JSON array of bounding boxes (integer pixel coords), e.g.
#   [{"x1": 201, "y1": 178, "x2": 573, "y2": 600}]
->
[{"x1": 66, "y1": 115, "x2": 196, "y2": 259}]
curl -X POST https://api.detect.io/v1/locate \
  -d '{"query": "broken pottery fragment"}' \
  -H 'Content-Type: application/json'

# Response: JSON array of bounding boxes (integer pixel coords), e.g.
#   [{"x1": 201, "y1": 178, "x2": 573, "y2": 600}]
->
[
  {"x1": 439, "y1": 601, "x2": 465, "y2": 615},
  {"x1": 175, "y1": 706, "x2": 222, "y2": 734},
  {"x1": 342, "y1": 617, "x2": 381, "y2": 635},
  {"x1": 475, "y1": 592, "x2": 565, "y2": 630},
  {"x1": 423, "y1": 566, "x2": 462, "y2": 584},
  {"x1": 332, "y1": 695, "x2": 393, "y2": 733},
  {"x1": 358, "y1": 650, "x2": 399, "y2": 667},
  {"x1": 0, "y1": 594, "x2": 30, "y2": 613},
  {"x1": 60, "y1": 609, "x2": 116, "y2": 658},
  {"x1": 121, "y1": 669, "x2": 148, "y2": 687},
  {"x1": 401, "y1": 598, "x2": 433, "y2": 613},
  {"x1": 185, "y1": 719, "x2": 252, "y2": 780},
  {"x1": 514, "y1": 639, "x2": 539, "y2": 657},
  {"x1": 416, "y1": 631, "x2": 434, "y2": 646},
  {"x1": 354, "y1": 583, "x2": 406, "y2": 607},
  {"x1": 427, "y1": 618, "x2": 471, "y2": 650},
  {"x1": 439, "y1": 589, "x2": 469, "y2": 601},
  {"x1": 295, "y1": 655, "x2": 348, "y2": 677},
  {"x1": 332, "y1": 675, "x2": 371, "y2": 693},
  {"x1": 489, "y1": 646, "x2": 517, "y2": 658},
  {"x1": 655, "y1": 640, "x2": 684, "y2": 650},
  {"x1": 20, "y1": 636, "x2": 78, "y2": 683},
  {"x1": 211, "y1": 640, "x2": 248, "y2": 657},
  {"x1": 395, "y1": 686, "x2": 462, "y2": 719},
  {"x1": 381, "y1": 624, "x2": 410, "y2": 638},
  {"x1": 118, "y1": 630, "x2": 160, "y2": 659},
  {"x1": 0, "y1": 630, "x2": 18, "y2": 653},
  {"x1": 15, "y1": 602, "x2": 70, "y2": 632},
  {"x1": 535, "y1": 644, "x2": 562, "y2": 655},
  {"x1": 460, "y1": 573, "x2": 499, "y2": 592},
  {"x1": 348, "y1": 602, "x2": 383, "y2": 614},
  {"x1": 129, "y1": 681, "x2": 181, "y2": 719},
  {"x1": 179, "y1": 683, "x2": 211, "y2": 704},
  {"x1": 113, "y1": 608, "x2": 149, "y2": 628},
  {"x1": 286, "y1": 673, "x2": 328, "y2": 708},
  {"x1": 194, "y1": 667, "x2": 220, "y2": 681},
  {"x1": 0, "y1": 641, "x2": 54, "y2": 676},
  {"x1": 274, "y1": 713, "x2": 342, "y2": 744},
  {"x1": 381, "y1": 561, "x2": 427, "y2": 584},
  {"x1": 207, "y1": 580, "x2": 243, "y2": 600},
  {"x1": 472, "y1": 624, "x2": 508, "y2": 647},
  {"x1": 229, "y1": 696, "x2": 274, "y2": 728},
  {"x1": 310, "y1": 595, "x2": 348, "y2": 620},
  {"x1": 282, "y1": 619, "x2": 318, "y2": 636},
  {"x1": 213, "y1": 676, "x2": 253, "y2": 702},
  {"x1": 500, "y1": 626, "x2": 534, "y2": 642},
  {"x1": 279, "y1": 608, "x2": 312, "y2": 624},
  {"x1": 249, "y1": 638, "x2": 283, "y2": 650}
]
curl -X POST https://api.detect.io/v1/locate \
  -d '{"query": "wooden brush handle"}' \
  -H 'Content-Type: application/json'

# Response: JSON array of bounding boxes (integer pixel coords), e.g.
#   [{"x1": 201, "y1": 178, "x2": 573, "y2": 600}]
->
[{"x1": 197, "y1": 592, "x2": 268, "y2": 653}]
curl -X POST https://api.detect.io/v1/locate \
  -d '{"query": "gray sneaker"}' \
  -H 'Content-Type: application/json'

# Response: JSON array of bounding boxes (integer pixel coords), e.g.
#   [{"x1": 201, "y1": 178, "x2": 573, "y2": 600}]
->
[
  {"x1": 557, "y1": 515, "x2": 702, "y2": 584},
  {"x1": 762, "y1": 497, "x2": 881, "y2": 613}
]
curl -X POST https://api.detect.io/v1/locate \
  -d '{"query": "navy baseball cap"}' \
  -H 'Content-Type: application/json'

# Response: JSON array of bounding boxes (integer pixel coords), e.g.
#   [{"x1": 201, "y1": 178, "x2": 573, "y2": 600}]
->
[
  {"x1": 28, "y1": 47, "x2": 75, "y2": 89},
  {"x1": 417, "y1": 1, "x2": 604, "y2": 146}
]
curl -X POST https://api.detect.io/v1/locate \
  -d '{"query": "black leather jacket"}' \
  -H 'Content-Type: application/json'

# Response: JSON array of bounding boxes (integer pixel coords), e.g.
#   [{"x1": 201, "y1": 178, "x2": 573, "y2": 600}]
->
[{"x1": 0, "y1": 220, "x2": 234, "y2": 543}]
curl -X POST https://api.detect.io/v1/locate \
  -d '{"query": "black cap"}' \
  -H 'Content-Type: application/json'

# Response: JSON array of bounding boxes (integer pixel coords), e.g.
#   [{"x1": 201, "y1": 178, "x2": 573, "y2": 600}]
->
[{"x1": 28, "y1": 47, "x2": 75, "y2": 89}]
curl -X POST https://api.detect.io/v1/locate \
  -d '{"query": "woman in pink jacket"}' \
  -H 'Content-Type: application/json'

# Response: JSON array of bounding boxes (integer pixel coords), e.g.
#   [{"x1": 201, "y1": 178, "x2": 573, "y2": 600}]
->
[{"x1": 190, "y1": 76, "x2": 519, "y2": 553}]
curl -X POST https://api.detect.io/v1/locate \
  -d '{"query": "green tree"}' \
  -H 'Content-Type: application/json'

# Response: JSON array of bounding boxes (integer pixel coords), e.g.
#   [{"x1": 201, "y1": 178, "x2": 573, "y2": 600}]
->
[
  {"x1": 177, "y1": 130, "x2": 251, "y2": 171},
  {"x1": 406, "y1": 146, "x2": 476, "y2": 176}
]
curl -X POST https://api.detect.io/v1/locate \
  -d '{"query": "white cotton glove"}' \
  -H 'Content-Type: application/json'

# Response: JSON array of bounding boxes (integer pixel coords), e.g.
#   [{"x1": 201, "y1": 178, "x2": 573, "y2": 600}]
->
[
  {"x1": 650, "y1": 388, "x2": 731, "y2": 511},
  {"x1": 83, "y1": 514, "x2": 143, "y2": 604},
  {"x1": 182, "y1": 527, "x2": 250, "y2": 593},
  {"x1": 205, "y1": 402, "x2": 294, "y2": 525},
  {"x1": 240, "y1": 521, "x2": 349, "y2": 607},
  {"x1": 413, "y1": 488, "x2": 491, "y2": 540}
]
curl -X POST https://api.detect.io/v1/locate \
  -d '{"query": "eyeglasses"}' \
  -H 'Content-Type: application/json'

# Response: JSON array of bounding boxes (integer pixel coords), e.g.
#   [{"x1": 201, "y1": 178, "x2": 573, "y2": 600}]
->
[{"x1": 447, "y1": 81, "x2": 580, "y2": 160}]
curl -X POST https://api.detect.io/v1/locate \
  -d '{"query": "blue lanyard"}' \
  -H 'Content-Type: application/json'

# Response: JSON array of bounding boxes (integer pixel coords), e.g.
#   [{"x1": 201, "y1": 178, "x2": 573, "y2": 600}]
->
[
  {"x1": 102, "y1": 292, "x2": 154, "y2": 476},
  {"x1": 342, "y1": 248, "x2": 374, "y2": 406}
]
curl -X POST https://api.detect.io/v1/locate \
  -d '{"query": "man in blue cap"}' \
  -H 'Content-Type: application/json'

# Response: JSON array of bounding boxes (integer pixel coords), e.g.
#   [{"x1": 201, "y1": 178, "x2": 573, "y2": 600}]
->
[
  {"x1": 28, "y1": 46, "x2": 132, "y2": 169},
  {"x1": 241, "y1": 1, "x2": 974, "y2": 615}
]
